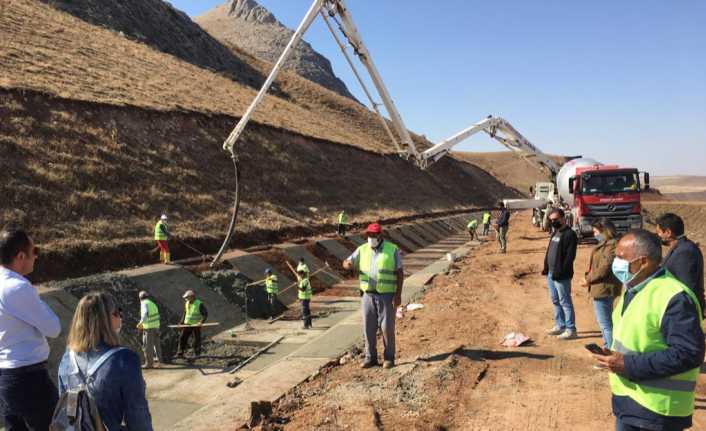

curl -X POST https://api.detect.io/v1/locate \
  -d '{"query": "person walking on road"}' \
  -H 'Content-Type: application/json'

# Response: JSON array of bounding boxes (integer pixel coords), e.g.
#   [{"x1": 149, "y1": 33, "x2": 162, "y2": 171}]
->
[
  {"x1": 343, "y1": 223, "x2": 404, "y2": 369},
  {"x1": 0, "y1": 228, "x2": 62, "y2": 431},
  {"x1": 482, "y1": 211, "x2": 492, "y2": 236},
  {"x1": 467, "y1": 218, "x2": 479, "y2": 240},
  {"x1": 582, "y1": 219, "x2": 621, "y2": 348},
  {"x1": 57, "y1": 291, "x2": 153, "y2": 431},
  {"x1": 542, "y1": 208, "x2": 579, "y2": 340},
  {"x1": 137, "y1": 291, "x2": 163, "y2": 369},
  {"x1": 496, "y1": 202, "x2": 510, "y2": 253},
  {"x1": 337, "y1": 210, "x2": 349, "y2": 237},
  {"x1": 592, "y1": 229, "x2": 704, "y2": 431},
  {"x1": 175, "y1": 290, "x2": 208, "y2": 358},
  {"x1": 154, "y1": 214, "x2": 171, "y2": 264},
  {"x1": 295, "y1": 268, "x2": 312, "y2": 329},
  {"x1": 264, "y1": 268, "x2": 279, "y2": 320},
  {"x1": 655, "y1": 213, "x2": 705, "y2": 314}
]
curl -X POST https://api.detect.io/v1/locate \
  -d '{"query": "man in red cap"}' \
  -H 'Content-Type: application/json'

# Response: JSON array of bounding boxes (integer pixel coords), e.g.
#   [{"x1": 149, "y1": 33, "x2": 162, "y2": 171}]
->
[{"x1": 343, "y1": 223, "x2": 403, "y2": 369}]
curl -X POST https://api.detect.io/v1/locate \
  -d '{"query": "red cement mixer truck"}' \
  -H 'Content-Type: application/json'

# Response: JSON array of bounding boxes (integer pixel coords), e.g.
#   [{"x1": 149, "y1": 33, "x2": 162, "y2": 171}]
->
[{"x1": 556, "y1": 158, "x2": 650, "y2": 239}]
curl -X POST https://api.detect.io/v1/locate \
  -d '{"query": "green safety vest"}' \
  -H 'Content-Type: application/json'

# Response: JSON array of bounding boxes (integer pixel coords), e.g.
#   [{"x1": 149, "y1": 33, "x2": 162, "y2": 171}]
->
[
  {"x1": 609, "y1": 272, "x2": 703, "y2": 417},
  {"x1": 141, "y1": 299, "x2": 160, "y2": 329},
  {"x1": 298, "y1": 277, "x2": 312, "y2": 300},
  {"x1": 338, "y1": 212, "x2": 348, "y2": 225},
  {"x1": 467, "y1": 219, "x2": 478, "y2": 230},
  {"x1": 154, "y1": 221, "x2": 168, "y2": 240},
  {"x1": 357, "y1": 241, "x2": 399, "y2": 294},
  {"x1": 482, "y1": 213, "x2": 491, "y2": 224},
  {"x1": 297, "y1": 262, "x2": 309, "y2": 274},
  {"x1": 265, "y1": 274, "x2": 279, "y2": 294},
  {"x1": 184, "y1": 299, "x2": 203, "y2": 325}
]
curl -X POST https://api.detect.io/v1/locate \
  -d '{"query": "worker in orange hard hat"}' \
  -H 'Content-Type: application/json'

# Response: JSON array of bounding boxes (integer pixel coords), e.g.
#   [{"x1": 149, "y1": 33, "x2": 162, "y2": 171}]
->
[{"x1": 343, "y1": 223, "x2": 404, "y2": 369}]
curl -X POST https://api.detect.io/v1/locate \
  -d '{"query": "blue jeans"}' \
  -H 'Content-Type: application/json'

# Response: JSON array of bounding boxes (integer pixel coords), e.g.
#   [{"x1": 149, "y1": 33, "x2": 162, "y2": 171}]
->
[
  {"x1": 547, "y1": 274, "x2": 576, "y2": 331},
  {"x1": 615, "y1": 417, "x2": 684, "y2": 431},
  {"x1": 593, "y1": 297, "x2": 614, "y2": 348}
]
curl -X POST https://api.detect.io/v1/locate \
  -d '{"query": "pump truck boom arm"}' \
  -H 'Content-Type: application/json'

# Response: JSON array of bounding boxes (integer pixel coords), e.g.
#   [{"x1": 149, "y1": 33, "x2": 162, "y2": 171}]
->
[{"x1": 420, "y1": 116, "x2": 561, "y2": 175}]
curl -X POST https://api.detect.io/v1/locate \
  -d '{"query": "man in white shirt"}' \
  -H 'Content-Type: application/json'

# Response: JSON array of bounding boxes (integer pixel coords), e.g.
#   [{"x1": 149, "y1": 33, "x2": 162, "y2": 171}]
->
[{"x1": 0, "y1": 228, "x2": 61, "y2": 430}]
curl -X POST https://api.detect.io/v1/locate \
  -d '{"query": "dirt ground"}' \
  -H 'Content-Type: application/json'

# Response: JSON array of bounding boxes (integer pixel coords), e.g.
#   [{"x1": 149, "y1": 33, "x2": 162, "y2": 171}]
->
[{"x1": 257, "y1": 211, "x2": 706, "y2": 430}]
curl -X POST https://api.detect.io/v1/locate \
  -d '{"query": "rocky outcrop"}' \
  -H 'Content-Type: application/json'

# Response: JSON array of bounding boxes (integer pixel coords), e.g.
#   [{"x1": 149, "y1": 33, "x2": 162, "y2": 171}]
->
[{"x1": 196, "y1": 0, "x2": 358, "y2": 101}]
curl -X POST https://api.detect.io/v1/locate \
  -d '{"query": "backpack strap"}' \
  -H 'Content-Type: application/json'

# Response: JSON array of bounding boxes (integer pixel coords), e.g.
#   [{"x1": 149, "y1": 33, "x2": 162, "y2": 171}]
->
[{"x1": 87, "y1": 347, "x2": 127, "y2": 380}]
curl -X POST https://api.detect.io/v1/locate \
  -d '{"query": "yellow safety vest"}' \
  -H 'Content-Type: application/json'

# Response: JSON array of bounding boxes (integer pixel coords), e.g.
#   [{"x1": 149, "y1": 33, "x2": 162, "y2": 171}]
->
[
  {"x1": 297, "y1": 261, "x2": 309, "y2": 275},
  {"x1": 184, "y1": 299, "x2": 203, "y2": 325},
  {"x1": 467, "y1": 219, "x2": 478, "y2": 230},
  {"x1": 610, "y1": 272, "x2": 703, "y2": 417},
  {"x1": 298, "y1": 277, "x2": 312, "y2": 300},
  {"x1": 141, "y1": 299, "x2": 160, "y2": 329},
  {"x1": 482, "y1": 213, "x2": 491, "y2": 224},
  {"x1": 265, "y1": 274, "x2": 279, "y2": 294},
  {"x1": 154, "y1": 221, "x2": 168, "y2": 240},
  {"x1": 338, "y1": 212, "x2": 348, "y2": 225},
  {"x1": 357, "y1": 241, "x2": 399, "y2": 294}
]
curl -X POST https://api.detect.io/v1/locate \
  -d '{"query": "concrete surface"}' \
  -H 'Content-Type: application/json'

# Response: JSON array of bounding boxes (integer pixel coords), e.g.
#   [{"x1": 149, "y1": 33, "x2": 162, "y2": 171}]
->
[
  {"x1": 348, "y1": 235, "x2": 366, "y2": 246},
  {"x1": 386, "y1": 227, "x2": 421, "y2": 252},
  {"x1": 316, "y1": 238, "x2": 354, "y2": 261},
  {"x1": 224, "y1": 251, "x2": 297, "y2": 306}
]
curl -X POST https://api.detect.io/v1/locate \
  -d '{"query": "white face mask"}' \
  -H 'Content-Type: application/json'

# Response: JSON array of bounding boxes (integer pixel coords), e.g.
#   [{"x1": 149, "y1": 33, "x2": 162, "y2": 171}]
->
[{"x1": 368, "y1": 237, "x2": 381, "y2": 249}]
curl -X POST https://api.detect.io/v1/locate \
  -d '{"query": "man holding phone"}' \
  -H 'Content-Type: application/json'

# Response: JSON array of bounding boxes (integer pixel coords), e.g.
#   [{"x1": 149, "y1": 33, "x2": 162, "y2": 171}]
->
[{"x1": 592, "y1": 229, "x2": 704, "y2": 431}]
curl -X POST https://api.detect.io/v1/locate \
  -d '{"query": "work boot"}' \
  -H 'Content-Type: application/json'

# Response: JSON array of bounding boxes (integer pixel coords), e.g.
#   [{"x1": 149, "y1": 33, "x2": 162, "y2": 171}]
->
[
  {"x1": 558, "y1": 329, "x2": 577, "y2": 340},
  {"x1": 382, "y1": 360, "x2": 394, "y2": 369},
  {"x1": 360, "y1": 360, "x2": 378, "y2": 369},
  {"x1": 546, "y1": 326, "x2": 564, "y2": 336},
  {"x1": 141, "y1": 364, "x2": 152, "y2": 369}
]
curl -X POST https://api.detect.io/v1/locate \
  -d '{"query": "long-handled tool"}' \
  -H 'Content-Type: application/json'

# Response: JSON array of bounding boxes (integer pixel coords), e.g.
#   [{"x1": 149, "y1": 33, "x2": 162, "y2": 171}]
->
[
  {"x1": 174, "y1": 236, "x2": 209, "y2": 263},
  {"x1": 167, "y1": 322, "x2": 221, "y2": 329}
]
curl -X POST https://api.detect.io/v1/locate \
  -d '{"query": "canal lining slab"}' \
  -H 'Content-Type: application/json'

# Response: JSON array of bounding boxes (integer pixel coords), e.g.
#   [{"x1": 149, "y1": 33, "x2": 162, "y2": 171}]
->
[
  {"x1": 275, "y1": 243, "x2": 343, "y2": 286},
  {"x1": 316, "y1": 238, "x2": 354, "y2": 261},
  {"x1": 224, "y1": 251, "x2": 298, "y2": 306},
  {"x1": 386, "y1": 227, "x2": 421, "y2": 252}
]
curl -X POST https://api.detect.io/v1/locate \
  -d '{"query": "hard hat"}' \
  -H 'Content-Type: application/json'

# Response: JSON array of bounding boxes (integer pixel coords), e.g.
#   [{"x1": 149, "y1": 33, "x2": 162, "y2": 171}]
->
[
  {"x1": 182, "y1": 290, "x2": 195, "y2": 299},
  {"x1": 264, "y1": 268, "x2": 272, "y2": 275},
  {"x1": 366, "y1": 223, "x2": 382, "y2": 235},
  {"x1": 138, "y1": 290, "x2": 148, "y2": 299},
  {"x1": 160, "y1": 214, "x2": 168, "y2": 220}
]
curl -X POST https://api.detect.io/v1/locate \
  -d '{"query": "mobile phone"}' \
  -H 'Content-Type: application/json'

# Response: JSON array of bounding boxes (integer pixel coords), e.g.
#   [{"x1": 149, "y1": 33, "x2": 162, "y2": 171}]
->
[{"x1": 585, "y1": 343, "x2": 608, "y2": 355}]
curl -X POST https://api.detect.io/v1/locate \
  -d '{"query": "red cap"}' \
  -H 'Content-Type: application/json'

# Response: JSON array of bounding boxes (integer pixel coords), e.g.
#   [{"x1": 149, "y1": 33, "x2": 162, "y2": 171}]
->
[{"x1": 366, "y1": 223, "x2": 382, "y2": 235}]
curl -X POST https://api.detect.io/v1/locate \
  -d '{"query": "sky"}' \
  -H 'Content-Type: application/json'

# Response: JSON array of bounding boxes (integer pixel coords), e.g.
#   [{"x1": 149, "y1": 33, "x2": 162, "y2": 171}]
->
[{"x1": 171, "y1": 0, "x2": 706, "y2": 176}]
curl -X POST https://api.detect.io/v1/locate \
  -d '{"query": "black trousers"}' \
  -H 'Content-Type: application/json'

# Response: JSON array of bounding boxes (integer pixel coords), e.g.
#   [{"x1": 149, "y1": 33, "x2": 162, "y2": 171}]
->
[
  {"x1": 483, "y1": 223, "x2": 490, "y2": 235},
  {"x1": 268, "y1": 293, "x2": 277, "y2": 317},
  {"x1": 301, "y1": 299, "x2": 312, "y2": 328},
  {"x1": 178, "y1": 326, "x2": 202, "y2": 356},
  {"x1": 337, "y1": 224, "x2": 346, "y2": 236},
  {"x1": 0, "y1": 363, "x2": 58, "y2": 431}
]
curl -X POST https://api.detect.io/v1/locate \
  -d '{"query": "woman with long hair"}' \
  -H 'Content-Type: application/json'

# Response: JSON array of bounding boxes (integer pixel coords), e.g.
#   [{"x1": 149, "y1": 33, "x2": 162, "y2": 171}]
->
[
  {"x1": 57, "y1": 291, "x2": 153, "y2": 430},
  {"x1": 583, "y1": 219, "x2": 622, "y2": 349}
]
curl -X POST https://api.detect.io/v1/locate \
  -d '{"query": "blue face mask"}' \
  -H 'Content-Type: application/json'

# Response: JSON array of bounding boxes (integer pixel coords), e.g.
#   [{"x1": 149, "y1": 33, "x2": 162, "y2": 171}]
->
[
  {"x1": 612, "y1": 256, "x2": 642, "y2": 285},
  {"x1": 594, "y1": 233, "x2": 605, "y2": 243}
]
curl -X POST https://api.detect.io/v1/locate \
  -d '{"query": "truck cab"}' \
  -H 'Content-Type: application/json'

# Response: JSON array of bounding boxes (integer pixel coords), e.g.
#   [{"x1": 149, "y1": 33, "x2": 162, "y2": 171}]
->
[{"x1": 568, "y1": 165, "x2": 646, "y2": 237}]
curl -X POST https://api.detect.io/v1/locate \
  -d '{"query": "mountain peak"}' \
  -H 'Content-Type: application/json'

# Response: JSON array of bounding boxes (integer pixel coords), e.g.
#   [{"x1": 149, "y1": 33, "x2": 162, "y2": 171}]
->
[{"x1": 226, "y1": 0, "x2": 277, "y2": 25}]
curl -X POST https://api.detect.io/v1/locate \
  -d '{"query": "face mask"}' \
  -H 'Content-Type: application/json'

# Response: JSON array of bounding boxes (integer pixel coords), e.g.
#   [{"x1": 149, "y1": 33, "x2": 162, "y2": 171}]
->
[
  {"x1": 551, "y1": 220, "x2": 562, "y2": 229},
  {"x1": 368, "y1": 237, "x2": 381, "y2": 249},
  {"x1": 612, "y1": 256, "x2": 643, "y2": 285},
  {"x1": 594, "y1": 233, "x2": 605, "y2": 243}
]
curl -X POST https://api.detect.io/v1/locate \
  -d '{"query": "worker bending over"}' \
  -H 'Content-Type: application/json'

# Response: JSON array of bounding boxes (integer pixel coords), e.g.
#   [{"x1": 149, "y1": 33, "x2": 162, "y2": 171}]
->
[
  {"x1": 175, "y1": 290, "x2": 208, "y2": 358},
  {"x1": 467, "y1": 218, "x2": 479, "y2": 240},
  {"x1": 295, "y1": 268, "x2": 313, "y2": 329},
  {"x1": 264, "y1": 268, "x2": 278, "y2": 320},
  {"x1": 137, "y1": 291, "x2": 163, "y2": 368},
  {"x1": 154, "y1": 214, "x2": 171, "y2": 264},
  {"x1": 343, "y1": 223, "x2": 403, "y2": 369}
]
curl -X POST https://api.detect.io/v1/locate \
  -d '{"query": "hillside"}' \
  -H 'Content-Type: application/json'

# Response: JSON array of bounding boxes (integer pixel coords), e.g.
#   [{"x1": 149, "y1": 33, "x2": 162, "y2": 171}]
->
[
  {"x1": 454, "y1": 151, "x2": 562, "y2": 196},
  {"x1": 652, "y1": 176, "x2": 706, "y2": 201},
  {"x1": 0, "y1": 0, "x2": 518, "y2": 281},
  {"x1": 196, "y1": 0, "x2": 357, "y2": 101},
  {"x1": 38, "y1": 0, "x2": 266, "y2": 89}
]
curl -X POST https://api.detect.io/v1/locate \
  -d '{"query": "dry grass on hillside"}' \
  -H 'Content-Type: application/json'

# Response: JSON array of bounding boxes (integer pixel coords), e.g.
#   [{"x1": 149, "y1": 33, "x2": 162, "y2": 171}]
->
[{"x1": 0, "y1": 0, "x2": 419, "y2": 155}]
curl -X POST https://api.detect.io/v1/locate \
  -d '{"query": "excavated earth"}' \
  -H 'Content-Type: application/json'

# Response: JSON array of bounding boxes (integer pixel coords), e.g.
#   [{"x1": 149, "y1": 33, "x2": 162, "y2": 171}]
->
[{"x1": 253, "y1": 211, "x2": 706, "y2": 431}]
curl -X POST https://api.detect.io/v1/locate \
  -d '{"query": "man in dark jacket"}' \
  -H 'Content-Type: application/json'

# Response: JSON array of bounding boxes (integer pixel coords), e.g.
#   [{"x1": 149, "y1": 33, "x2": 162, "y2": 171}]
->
[
  {"x1": 496, "y1": 202, "x2": 511, "y2": 253},
  {"x1": 655, "y1": 213, "x2": 704, "y2": 314},
  {"x1": 542, "y1": 208, "x2": 579, "y2": 339},
  {"x1": 592, "y1": 229, "x2": 704, "y2": 431}
]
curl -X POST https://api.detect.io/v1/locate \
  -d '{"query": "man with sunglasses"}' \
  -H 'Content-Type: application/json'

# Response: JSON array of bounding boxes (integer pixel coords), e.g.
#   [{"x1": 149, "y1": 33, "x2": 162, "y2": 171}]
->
[{"x1": 0, "y1": 228, "x2": 62, "y2": 430}]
